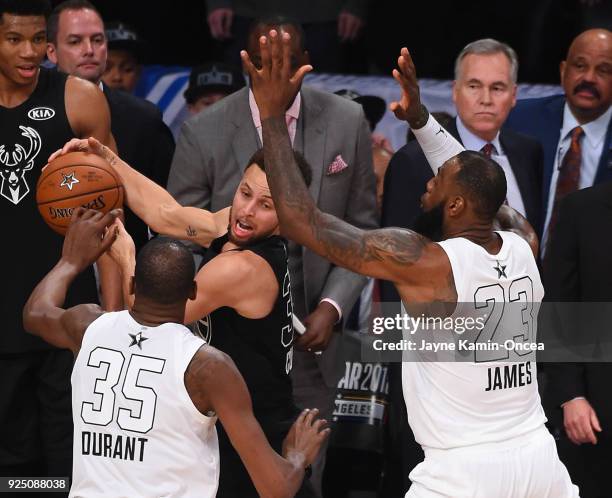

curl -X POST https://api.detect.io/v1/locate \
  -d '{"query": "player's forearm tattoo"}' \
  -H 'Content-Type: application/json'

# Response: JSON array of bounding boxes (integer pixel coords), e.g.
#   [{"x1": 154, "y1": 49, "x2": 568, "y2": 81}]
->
[
  {"x1": 186, "y1": 226, "x2": 197, "y2": 238},
  {"x1": 312, "y1": 213, "x2": 428, "y2": 271},
  {"x1": 261, "y1": 116, "x2": 318, "y2": 221},
  {"x1": 261, "y1": 116, "x2": 429, "y2": 272}
]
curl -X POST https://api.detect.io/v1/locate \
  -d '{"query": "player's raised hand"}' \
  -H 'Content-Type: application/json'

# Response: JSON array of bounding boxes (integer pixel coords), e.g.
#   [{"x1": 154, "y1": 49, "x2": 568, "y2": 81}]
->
[
  {"x1": 390, "y1": 48, "x2": 427, "y2": 127},
  {"x1": 241, "y1": 30, "x2": 312, "y2": 120},
  {"x1": 47, "y1": 137, "x2": 118, "y2": 168},
  {"x1": 62, "y1": 207, "x2": 122, "y2": 272},
  {"x1": 283, "y1": 408, "x2": 330, "y2": 468},
  {"x1": 107, "y1": 217, "x2": 135, "y2": 268}
]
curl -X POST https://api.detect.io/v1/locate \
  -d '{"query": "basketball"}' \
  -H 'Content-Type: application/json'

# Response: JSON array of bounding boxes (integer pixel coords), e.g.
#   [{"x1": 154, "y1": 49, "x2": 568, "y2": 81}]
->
[{"x1": 36, "y1": 151, "x2": 124, "y2": 235}]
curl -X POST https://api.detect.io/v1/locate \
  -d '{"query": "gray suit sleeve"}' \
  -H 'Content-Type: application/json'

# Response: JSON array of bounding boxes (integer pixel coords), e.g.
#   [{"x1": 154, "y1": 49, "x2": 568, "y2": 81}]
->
[
  {"x1": 167, "y1": 119, "x2": 211, "y2": 210},
  {"x1": 319, "y1": 109, "x2": 378, "y2": 317}
]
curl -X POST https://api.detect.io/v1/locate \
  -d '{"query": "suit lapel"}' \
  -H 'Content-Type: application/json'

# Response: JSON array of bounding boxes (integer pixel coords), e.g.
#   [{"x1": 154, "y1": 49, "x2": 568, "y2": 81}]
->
[
  {"x1": 541, "y1": 97, "x2": 564, "y2": 205},
  {"x1": 500, "y1": 132, "x2": 529, "y2": 194},
  {"x1": 299, "y1": 87, "x2": 328, "y2": 202},
  {"x1": 230, "y1": 89, "x2": 260, "y2": 173},
  {"x1": 595, "y1": 114, "x2": 612, "y2": 183}
]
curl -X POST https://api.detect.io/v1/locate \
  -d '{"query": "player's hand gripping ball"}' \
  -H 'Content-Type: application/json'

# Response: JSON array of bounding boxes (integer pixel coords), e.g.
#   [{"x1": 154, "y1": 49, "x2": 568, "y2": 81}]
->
[{"x1": 36, "y1": 151, "x2": 124, "y2": 235}]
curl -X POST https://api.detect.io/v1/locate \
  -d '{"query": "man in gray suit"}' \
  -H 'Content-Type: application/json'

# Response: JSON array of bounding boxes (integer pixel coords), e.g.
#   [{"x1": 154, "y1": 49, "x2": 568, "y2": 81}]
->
[{"x1": 167, "y1": 17, "x2": 377, "y2": 495}]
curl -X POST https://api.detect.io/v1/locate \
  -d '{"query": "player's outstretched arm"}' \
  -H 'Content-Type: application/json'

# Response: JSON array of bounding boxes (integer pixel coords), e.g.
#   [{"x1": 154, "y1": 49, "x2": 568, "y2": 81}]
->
[
  {"x1": 389, "y1": 47, "x2": 464, "y2": 172},
  {"x1": 48, "y1": 138, "x2": 229, "y2": 248},
  {"x1": 23, "y1": 208, "x2": 120, "y2": 352},
  {"x1": 242, "y1": 31, "x2": 440, "y2": 285},
  {"x1": 185, "y1": 347, "x2": 328, "y2": 498}
]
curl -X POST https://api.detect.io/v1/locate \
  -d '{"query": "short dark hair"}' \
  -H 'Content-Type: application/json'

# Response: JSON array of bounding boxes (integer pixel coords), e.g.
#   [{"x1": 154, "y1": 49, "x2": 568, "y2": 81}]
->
[
  {"x1": 246, "y1": 148, "x2": 312, "y2": 187},
  {"x1": 454, "y1": 150, "x2": 507, "y2": 219},
  {"x1": 248, "y1": 15, "x2": 305, "y2": 52},
  {"x1": 134, "y1": 238, "x2": 195, "y2": 305},
  {"x1": 0, "y1": 0, "x2": 51, "y2": 21},
  {"x1": 47, "y1": 0, "x2": 101, "y2": 44}
]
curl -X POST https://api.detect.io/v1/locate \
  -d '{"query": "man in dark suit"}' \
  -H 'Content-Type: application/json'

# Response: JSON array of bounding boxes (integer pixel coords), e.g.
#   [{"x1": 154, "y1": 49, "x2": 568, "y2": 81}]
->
[
  {"x1": 380, "y1": 38, "x2": 543, "y2": 497},
  {"x1": 505, "y1": 29, "x2": 612, "y2": 255},
  {"x1": 383, "y1": 38, "x2": 543, "y2": 282},
  {"x1": 543, "y1": 182, "x2": 612, "y2": 498},
  {"x1": 47, "y1": 0, "x2": 175, "y2": 251}
]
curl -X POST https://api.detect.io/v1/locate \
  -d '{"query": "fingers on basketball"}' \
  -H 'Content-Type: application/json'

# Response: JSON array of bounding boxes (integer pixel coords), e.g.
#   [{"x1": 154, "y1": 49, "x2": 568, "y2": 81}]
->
[{"x1": 37, "y1": 152, "x2": 124, "y2": 235}]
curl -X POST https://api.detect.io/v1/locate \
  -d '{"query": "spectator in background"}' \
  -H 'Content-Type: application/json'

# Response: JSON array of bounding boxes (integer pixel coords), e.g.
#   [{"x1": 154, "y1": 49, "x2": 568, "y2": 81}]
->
[
  {"x1": 505, "y1": 28, "x2": 612, "y2": 259},
  {"x1": 167, "y1": 16, "x2": 377, "y2": 497},
  {"x1": 47, "y1": 0, "x2": 175, "y2": 252},
  {"x1": 184, "y1": 62, "x2": 246, "y2": 115},
  {"x1": 383, "y1": 38, "x2": 543, "y2": 240},
  {"x1": 378, "y1": 38, "x2": 543, "y2": 497},
  {"x1": 206, "y1": 1, "x2": 368, "y2": 73},
  {"x1": 102, "y1": 21, "x2": 145, "y2": 93},
  {"x1": 543, "y1": 181, "x2": 612, "y2": 498},
  {"x1": 335, "y1": 89, "x2": 390, "y2": 211}
]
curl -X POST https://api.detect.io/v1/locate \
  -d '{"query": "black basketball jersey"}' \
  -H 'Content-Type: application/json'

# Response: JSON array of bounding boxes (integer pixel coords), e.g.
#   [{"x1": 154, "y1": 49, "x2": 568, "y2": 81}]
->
[
  {"x1": 0, "y1": 68, "x2": 99, "y2": 353},
  {"x1": 197, "y1": 233, "x2": 296, "y2": 418}
]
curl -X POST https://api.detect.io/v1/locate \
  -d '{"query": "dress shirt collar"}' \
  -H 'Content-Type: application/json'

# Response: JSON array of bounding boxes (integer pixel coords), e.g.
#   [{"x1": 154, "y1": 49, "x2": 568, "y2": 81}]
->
[
  {"x1": 456, "y1": 116, "x2": 503, "y2": 155},
  {"x1": 561, "y1": 102, "x2": 612, "y2": 149},
  {"x1": 249, "y1": 88, "x2": 301, "y2": 128}
]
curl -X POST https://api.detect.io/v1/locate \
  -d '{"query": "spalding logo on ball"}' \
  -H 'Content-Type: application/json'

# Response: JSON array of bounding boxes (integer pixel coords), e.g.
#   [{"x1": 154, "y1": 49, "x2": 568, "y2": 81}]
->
[{"x1": 36, "y1": 151, "x2": 124, "y2": 235}]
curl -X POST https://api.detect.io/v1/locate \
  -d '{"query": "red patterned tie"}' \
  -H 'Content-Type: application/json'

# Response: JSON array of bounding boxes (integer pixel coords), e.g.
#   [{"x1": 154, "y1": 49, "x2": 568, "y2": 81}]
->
[
  {"x1": 547, "y1": 126, "x2": 584, "y2": 246},
  {"x1": 481, "y1": 143, "x2": 494, "y2": 157},
  {"x1": 481, "y1": 143, "x2": 508, "y2": 205}
]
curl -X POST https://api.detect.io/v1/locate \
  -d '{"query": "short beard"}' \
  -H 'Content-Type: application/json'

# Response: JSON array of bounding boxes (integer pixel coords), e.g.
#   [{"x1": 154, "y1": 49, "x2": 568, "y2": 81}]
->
[{"x1": 413, "y1": 203, "x2": 444, "y2": 241}]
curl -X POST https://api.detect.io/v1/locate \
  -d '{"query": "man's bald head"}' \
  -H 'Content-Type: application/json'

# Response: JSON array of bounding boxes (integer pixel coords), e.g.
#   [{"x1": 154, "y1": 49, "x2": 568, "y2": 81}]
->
[{"x1": 561, "y1": 29, "x2": 612, "y2": 123}]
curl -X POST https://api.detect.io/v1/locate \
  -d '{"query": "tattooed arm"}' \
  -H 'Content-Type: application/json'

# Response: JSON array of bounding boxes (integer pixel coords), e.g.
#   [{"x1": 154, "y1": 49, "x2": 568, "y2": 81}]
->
[
  {"x1": 261, "y1": 117, "x2": 441, "y2": 285},
  {"x1": 49, "y1": 137, "x2": 229, "y2": 248},
  {"x1": 494, "y1": 204, "x2": 539, "y2": 257}
]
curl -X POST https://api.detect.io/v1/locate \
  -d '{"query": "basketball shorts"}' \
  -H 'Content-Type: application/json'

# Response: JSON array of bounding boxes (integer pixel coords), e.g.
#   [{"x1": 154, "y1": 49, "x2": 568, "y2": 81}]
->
[{"x1": 406, "y1": 425, "x2": 580, "y2": 498}]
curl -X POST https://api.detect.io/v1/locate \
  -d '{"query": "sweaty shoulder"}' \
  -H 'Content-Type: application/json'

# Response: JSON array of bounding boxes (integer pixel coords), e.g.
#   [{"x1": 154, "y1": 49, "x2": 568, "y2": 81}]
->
[
  {"x1": 65, "y1": 75, "x2": 108, "y2": 133},
  {"x1": 214, "y1": 248, "x2": 274, "y2": 281},
  {"x1": 65, "y1": 74, "x2": 103, "y2": 100}
]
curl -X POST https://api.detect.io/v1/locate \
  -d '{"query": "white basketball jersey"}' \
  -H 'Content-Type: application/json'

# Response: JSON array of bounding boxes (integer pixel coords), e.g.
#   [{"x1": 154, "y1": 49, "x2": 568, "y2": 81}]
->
[
  {"x1": 70, "y1": 311, "x2": 219, "y2": 498},
  {"x1": 402, "y1": 231, "x2": 547, "y2": 450}
]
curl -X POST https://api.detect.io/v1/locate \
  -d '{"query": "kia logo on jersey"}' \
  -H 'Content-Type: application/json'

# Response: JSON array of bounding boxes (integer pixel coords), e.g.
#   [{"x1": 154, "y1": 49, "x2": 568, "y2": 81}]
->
[{"x1": 28, "y1": 106, "x2": 55, "y2": 121}]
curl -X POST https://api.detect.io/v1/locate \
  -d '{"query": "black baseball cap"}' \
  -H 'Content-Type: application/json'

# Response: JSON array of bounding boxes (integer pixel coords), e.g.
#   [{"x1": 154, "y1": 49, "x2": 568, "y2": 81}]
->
[
  {"x1": 105, "y1": 22, "x2": 146, "y2": 61},
  {"x1": 184, "y1": 63, "x2": 246, "y2": 104},
  {"x1": 335, "y1": 89, "x2": 386, "y2": 131}
]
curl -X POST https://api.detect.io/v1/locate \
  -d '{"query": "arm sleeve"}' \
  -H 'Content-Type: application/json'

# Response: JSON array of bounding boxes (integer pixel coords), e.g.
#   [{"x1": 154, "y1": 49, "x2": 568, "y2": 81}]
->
[{"x1": 412, "y1": 114, "x2": 465, "y2": 173}]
